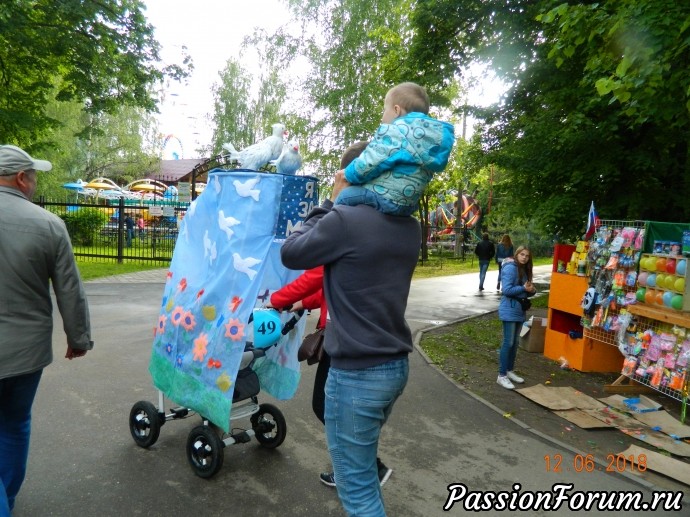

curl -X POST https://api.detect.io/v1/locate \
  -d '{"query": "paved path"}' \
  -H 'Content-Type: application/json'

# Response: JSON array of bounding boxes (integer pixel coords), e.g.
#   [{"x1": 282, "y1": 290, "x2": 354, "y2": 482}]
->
[{"x1": 14, "y1": 266, "x2": 688, "y2": 516}]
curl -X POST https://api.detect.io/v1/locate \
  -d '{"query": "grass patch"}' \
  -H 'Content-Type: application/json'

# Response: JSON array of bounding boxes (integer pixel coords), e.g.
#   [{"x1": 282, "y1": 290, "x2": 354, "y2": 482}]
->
[
  {"x1": 413, "y1": 256, "x2": 552, "y2": 280},
  {"x1": 76, "y1": 260, "x2": 164, "y2": 281}
]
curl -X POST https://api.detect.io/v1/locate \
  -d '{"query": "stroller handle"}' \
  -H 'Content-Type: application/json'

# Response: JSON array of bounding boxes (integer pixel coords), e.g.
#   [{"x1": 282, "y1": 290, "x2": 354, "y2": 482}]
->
[{"x1": 281, "y1": 310, "x2": 305, "y2": 335}]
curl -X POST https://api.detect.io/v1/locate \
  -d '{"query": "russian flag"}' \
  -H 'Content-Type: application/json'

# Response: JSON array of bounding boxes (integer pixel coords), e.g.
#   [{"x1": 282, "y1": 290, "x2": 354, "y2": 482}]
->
[{"x1": 585, "y1": 201, "x2": 600, "y2": 239}]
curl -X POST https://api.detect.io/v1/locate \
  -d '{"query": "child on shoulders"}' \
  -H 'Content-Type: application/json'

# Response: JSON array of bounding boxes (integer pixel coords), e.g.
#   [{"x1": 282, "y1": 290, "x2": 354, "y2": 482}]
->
[{"x1": 335, "y1": 82, "x2": 455, "y2": 216}]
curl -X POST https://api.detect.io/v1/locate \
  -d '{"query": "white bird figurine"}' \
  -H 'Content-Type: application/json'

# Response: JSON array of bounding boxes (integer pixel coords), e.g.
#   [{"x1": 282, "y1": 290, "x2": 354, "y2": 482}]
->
[
  {"x1": 233, "y1": 177, "x2": 261, "y2": 201},
  {"x1": 222, "y1": 123, "x2": 287, "y2": 171},
  {"x1": 273, "y1": 140, "x2": 302, "y2": 175},
  {"x1": 232, "y1": 253, "x2": 261, "y2": 280}
]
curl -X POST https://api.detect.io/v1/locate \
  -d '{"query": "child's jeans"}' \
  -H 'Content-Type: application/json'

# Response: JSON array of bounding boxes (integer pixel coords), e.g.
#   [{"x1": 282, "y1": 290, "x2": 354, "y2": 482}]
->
[{"x1": 335, "y1": 186, "x2": 416, "y2": 217}]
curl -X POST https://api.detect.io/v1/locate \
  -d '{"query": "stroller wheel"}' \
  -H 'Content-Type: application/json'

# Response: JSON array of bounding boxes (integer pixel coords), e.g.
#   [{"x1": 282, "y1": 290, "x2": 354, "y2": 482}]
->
[
  {"x1": 129, "y1": 401, "x2": 162, "y2": 448},
  {"x1": 250, "y1": 403, "x2": 286, "y2": 449},
  {"x1": 187, "y1": 425, "x2": 224, "y2": 478}
]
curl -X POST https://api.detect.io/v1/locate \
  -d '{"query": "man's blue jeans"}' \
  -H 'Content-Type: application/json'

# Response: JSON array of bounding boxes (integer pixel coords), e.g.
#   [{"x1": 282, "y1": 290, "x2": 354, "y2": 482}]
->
[
  {"x1": 478, "y1": 260, "x2": 490, "y2": 289},
  {"x1": 325, "y1": 358, "x2": 408, "y2": 517},
  {"x1": 0, "y1": 369, "x2": 42, "y2": 514},
  {"x1": 499, "y1": 321, "x2": 522, "y2": 376}
]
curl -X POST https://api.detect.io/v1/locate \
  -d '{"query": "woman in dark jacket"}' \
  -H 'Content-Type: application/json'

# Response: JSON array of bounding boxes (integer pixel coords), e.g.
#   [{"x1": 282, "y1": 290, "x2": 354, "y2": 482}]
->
[{"x1": 497, "y1": 246, "x2": 536, "y2": 389}]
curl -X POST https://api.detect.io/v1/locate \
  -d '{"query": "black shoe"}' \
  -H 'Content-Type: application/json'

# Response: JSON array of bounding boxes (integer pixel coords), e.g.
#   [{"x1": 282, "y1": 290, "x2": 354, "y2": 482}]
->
[
  {"x1": 479, "y1": 287, "x2": 484, "y2": 291},
  {"x1": 377, "y1": 459, "x2": 393, "y2": 486},
  {"x1": 320, "y1": 472, "x2": 336, "y2": 487}
]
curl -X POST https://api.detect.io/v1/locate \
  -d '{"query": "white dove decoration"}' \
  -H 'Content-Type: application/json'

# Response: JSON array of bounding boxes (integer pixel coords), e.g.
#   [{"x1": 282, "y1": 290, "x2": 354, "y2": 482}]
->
[
  {"x1": 213, "y1": 174, "x2": 221, "y2": 194},
  {"x1": 232, "y1": 253, "x2": 261, "y2": 280},
  {"x1": 218, "y1": 210, "x2": 240, "y2": 239},
  {"x1": 203, "y1": 229, "x2": 217, "y2": 265},
  {"x1": 233, "y1": 176, "x2": 261, "y2": 201},
  {"x1": 222, "y1": 123, "x2": 287, "y2": 171},
  {"x1": 273, "y1": 140, "x2": 302, "y2": 175}
]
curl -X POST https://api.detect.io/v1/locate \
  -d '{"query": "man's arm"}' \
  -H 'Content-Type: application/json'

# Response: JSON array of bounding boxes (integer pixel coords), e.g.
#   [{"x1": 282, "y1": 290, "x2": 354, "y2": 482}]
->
[{"x1": 51, "y1": 221, "x2": 93, "y2": 355}]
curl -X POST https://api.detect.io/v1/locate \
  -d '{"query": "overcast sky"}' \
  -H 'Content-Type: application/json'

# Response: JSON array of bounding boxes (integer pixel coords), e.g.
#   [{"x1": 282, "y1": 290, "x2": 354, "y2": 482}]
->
[
  {"x1": 144, "y1": 1, "x2": 505, "y2": 159},
  {"x1": 144, "y1": 0, "x2": 290, "y2": 158}
]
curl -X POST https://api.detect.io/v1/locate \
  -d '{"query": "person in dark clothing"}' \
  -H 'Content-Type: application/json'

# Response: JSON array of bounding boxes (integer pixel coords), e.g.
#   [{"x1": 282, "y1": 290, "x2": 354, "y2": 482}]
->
[
  {"x1": 124, "y1": 214, "x2": 135, "y2": 248},
  {"x1": 496, "y1": 234, "x2": 514, "y2": 290},
  {"x1": 281, "y1": 153, "x2": 420, "y2": 516},
  {"x1": 474, "y1": 233, "x2": 495, "y2": 291}
]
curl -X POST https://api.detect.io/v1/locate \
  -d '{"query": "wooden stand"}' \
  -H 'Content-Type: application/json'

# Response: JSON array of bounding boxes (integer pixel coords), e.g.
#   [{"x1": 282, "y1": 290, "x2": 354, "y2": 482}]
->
[
  {"x1": 544, "y1": 273, "x2": 623, "y2": 372},
  {"x1": 604, "y1": 374, "x2": 656, "y2": 395}
]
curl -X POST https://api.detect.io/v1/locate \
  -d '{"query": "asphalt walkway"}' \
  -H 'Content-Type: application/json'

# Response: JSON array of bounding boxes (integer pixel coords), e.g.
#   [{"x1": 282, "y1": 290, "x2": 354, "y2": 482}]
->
[{"x1": 13, "y1": 266, "x2": 688, "y2": 516}]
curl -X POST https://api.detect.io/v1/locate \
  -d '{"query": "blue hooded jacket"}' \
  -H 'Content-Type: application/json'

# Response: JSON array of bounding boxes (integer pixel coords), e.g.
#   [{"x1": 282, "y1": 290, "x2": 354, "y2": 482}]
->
[
  {"x1": 498, "y1": 259, "x2": 534, "y2": 322},
  {"x1": 343, "y1": 112, "x2": 455, "y2": 210}
]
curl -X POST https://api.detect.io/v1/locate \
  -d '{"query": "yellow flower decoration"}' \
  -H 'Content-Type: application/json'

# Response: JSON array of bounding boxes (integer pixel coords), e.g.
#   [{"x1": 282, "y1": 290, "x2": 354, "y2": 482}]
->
[{"x1": 216, "y1": 372, "x2": 232, "y2": 392}]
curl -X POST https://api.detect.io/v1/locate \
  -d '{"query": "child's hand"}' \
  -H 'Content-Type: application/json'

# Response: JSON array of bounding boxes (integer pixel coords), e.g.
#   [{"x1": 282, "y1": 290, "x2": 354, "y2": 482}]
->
[
  {"x1": 290, "y1": 300, "x2": 304, "y2": 312},
  {"x1": 330, "y1": 170, "x2": 351, "y2": 202}
]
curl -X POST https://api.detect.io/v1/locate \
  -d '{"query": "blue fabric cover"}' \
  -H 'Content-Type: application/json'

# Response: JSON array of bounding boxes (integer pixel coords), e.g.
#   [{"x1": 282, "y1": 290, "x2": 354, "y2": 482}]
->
[{"x1": 149, "y1": 170, "x2": 316, "y2": 432}]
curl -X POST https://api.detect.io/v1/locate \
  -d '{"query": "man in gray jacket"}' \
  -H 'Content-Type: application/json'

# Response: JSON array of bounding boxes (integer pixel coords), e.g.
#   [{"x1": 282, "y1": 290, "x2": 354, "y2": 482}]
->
[
  {"x1": 281, "y1": 165, "x2": 420, "y2": 516},
  {"x1": 0, "y1": 145, "x2": 93, "y2": 515}
]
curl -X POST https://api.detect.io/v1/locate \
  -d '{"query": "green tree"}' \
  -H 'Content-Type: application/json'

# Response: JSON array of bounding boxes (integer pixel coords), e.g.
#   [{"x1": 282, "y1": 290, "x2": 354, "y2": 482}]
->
[
  {"x1": 209, "y1": 59, "x2": 255, "y2": 156},
  {"x1": 0, "y1": 0, "x2": 190, "y2": 148},
  {"x1": 408, "y1": 0, "x2": 690, "y2": 239}
]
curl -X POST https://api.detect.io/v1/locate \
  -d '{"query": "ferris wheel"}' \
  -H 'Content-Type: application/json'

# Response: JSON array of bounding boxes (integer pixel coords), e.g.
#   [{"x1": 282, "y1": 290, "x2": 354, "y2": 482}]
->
[{"x1": 162, "y1": 134, "x2": 184, "y2": 160}]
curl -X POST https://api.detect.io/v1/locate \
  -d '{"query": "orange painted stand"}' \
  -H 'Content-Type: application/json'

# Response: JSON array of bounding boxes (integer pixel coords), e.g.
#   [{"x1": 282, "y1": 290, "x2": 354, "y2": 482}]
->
[{"x1": 544, "y1": 273, "x2": 623, "y2": 373}]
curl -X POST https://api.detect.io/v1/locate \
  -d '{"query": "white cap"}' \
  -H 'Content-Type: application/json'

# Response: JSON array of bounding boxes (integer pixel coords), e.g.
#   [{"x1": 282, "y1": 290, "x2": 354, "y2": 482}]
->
[{"x1": 0, "y1": 144, "x2": 52, "y2": 175}]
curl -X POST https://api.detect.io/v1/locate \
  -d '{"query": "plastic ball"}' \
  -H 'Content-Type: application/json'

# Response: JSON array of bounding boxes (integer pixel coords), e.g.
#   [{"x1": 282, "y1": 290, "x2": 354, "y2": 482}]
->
[
  {"x1": 674, "y1": 277, "x2": 685, "y2": 292},
  {"x1": 636, "y1": 288, "x2": 646, "y2": 302},
  {"x1": 638, "y1": 272, "x2": 648, "y2": 287},
  {"x1": 666, "y1": 259, "x2": 676, "y2": 274},
  {"x1": 644, "y1": 290, "x2": 656, "y2": 304},
  {"x1": 656, "y1": 258, "x2": 667, "y2": 272},
  {"x1": 656, "y1": 273, "x2": 666, "y2": 288},
  {"x1": 662, "y1": 291, "x2": 674, "y2": 307},
  {"x1": 677, "y1": 260, "x2": 687, "y2": 276},
  {"x1": 251, "y1": 309, "x2": 282, "y2": 349},
  {"x1": 671, "y1": 294, "x2": 684, "y2": 310},
  {"x1": 642, "y1": 256, "x2": 653, "y2": 270},
  {"x1": 638, "y1": 256, "x2": 647, "y2": 270},
  {"x1": 646, "y1": 274, "x2": 657, "y2": 287},
  {"x1": 665, "y1": 275, "x2": 677, "y2": 290},
  {"x1": 655, "y1": 291, "x2": 664, "y2": 305}
]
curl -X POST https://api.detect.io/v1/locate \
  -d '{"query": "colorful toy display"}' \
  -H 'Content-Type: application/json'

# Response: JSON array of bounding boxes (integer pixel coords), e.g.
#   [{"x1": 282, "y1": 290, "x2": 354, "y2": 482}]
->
[
  {"x1": 619, "y1": 325, "x2": 690, "y2": 394},
  {"x1": 636, "y1": 253, "x2": 688, "y2": 312},
  {"x1": 580, "y1": 225, "x2": 643, "y2": 331}
]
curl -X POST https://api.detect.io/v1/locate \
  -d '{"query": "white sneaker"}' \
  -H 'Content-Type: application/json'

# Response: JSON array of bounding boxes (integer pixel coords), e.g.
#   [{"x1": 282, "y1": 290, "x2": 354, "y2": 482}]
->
[
  {"x1": 507, "y1": 371, "x2": 524, "y2": 384},
  {"x1": 497, "y1": 375, "x2": 515, "y2": 390}
]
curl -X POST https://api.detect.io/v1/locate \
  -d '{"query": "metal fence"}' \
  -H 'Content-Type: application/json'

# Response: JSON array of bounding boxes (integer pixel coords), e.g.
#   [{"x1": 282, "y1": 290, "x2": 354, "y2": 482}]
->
[{"x1": 36, "y1": 196, "x2": 188, "y2": 265}]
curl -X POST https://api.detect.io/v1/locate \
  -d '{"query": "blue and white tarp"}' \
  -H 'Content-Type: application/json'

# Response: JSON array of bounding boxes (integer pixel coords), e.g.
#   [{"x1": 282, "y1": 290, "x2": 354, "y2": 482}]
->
[{"x1": 149, "y1": 169, "x2": 318, "y2": 432}]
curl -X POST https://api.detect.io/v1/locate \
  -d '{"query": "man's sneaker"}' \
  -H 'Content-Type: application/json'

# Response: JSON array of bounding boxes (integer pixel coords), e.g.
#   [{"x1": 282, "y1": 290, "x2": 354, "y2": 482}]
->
[
  {"x1": 377, "y1": 461, "x2": 393, "y2": 486},
  {"x1": 507, "y1": 371, "x2": 524, "y2": 384},
  {"x1": 319, "y1": 472, "x2": 336, "y2": 487},
  {"x1": 497, "y1": 375, "x2": 515, "y2": 390}
]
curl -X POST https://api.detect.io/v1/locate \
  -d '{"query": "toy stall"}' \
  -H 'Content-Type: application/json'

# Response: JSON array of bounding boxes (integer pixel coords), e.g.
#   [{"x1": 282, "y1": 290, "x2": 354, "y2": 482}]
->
[{"x1": 545, "y1": 220, "x2": 690, "y2": 418}]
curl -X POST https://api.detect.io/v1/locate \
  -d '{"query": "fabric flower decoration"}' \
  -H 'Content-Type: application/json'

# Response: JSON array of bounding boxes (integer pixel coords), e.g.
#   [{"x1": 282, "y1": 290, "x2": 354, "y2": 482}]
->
[
  {"x1": 224, "y1": 319, "x2": 245, "y2": 341},
  {"x1": 171, "y1": 306, "x2": 184, "y2": 326},
  {"x1": 157, "y1": 315, "x2": 167, "y2": 335},
  {"x1": 192, "y1": 333, "x2": 209, "y2": 362},
  {"x1": 180, "y1": 311, "x2": 196, "y2": 332}
]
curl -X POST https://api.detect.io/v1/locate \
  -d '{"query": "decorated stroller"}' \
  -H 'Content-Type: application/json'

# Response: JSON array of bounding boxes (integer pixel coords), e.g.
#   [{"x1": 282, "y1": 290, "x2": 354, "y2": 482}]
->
[{"x1": 128, "y1": 170, "x2": 317, "y2": 478}]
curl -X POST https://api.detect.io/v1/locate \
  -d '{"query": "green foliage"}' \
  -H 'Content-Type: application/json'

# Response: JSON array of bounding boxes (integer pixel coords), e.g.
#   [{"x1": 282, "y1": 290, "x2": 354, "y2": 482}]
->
[
  {"x1": 61, "y1": 208, "x2": 108, "y2": 246},
  {"x1": 407, "y1": 0, "x2": 690, "y2": 240},
  {"x1": 0, "y1": 1, "x2": 191, "y2": 147}
]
